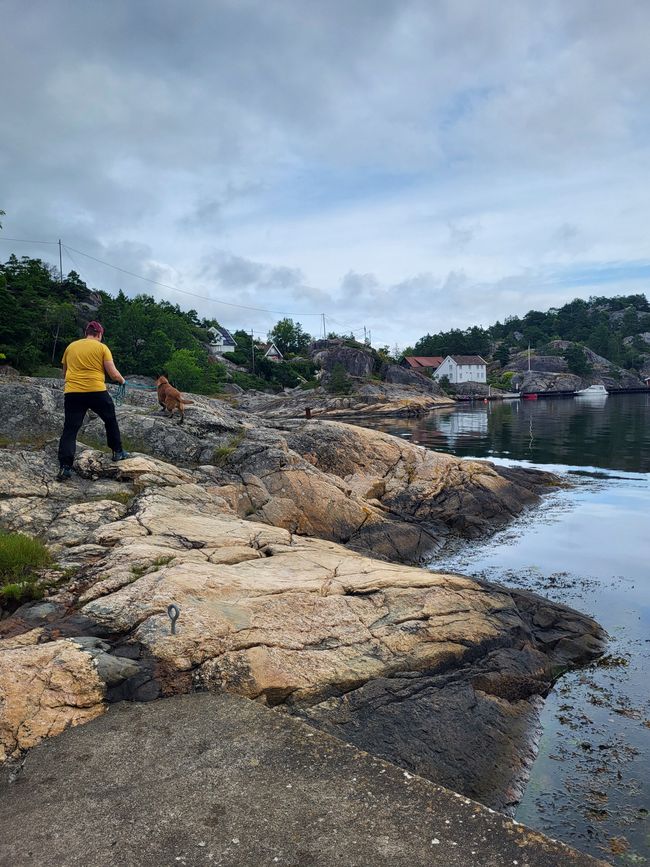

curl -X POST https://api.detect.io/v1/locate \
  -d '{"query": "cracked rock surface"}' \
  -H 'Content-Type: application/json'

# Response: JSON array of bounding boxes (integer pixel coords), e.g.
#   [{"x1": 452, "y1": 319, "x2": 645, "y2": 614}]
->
[{"x1": 0, "y1": 378, "x2": 605, "y2": 809}]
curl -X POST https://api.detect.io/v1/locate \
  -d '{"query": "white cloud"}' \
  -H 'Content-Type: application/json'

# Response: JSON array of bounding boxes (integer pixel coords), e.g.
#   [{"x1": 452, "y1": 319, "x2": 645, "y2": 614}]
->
[{"x1": 1, "y1": 0, "x2": 649, "y2": 347}]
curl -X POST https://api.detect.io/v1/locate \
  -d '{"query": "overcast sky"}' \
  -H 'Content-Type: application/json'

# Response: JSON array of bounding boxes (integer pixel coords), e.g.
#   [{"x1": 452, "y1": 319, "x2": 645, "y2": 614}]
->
[{"x1": 1, "y1": 0, "x2": 649, "y2": 349}]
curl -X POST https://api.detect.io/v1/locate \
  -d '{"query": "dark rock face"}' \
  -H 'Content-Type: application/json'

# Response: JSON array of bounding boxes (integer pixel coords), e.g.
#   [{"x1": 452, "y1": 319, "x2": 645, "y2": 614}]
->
[
  {"x1": 312, "y1": 341, "x2": 374, "y2": 378},
  {"x1": 506, "y1": 355, "x2": 569, "y2": 373},
  {"x1": 513, "y1": 371, "x2": 583, "y2": 394},
  {"x1": 296, "y1": 586, "x2": 606, "y2": 814},
  {"x1": 0, "y1": 694, "x2": 604, "y2": 867},
  {"x1": 381, "y1": 363, "x2": 445, "y2": 394},
  {"x1": 452, "y1": 381, "x2": 504, "y2": 396}
]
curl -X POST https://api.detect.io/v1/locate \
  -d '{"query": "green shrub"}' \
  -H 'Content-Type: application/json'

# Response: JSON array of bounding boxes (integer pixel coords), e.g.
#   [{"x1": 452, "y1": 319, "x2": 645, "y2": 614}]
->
[
  {"x1": 327, "y1": 363, "x2": 353, "y2": 395},
  {"x1": 222, "y1": 350, "x2": 249, "y2": 365},
  {"x1": 231, "y1": 371, "x2": 273, "y2": 391},
  {"x1": 488, "y1": 370, "x2": 516, "y2": 390},
  {"x1": 33, "y1": 365, "x2": 64, "y2": 379},
  {"x1": 0, "y1": 532, "x2": 52, "y2": 605}
]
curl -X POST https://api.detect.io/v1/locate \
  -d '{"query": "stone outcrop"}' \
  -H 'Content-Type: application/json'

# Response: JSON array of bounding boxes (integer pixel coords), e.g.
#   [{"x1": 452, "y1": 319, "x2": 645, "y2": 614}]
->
[
  {"x1": 380, "y1": 363, "x2": 446, "y2": 394},
  {"x1": 513, "y1": 371, "x2": 583, "y2": 394},
  {"x1": 237, "y1": 381, "x2": 453, "y2": 419},
  {"x1": 506, "y1": 354, "x2": 570, "y2": 374},
  {"x1": 452, "y1": 381, "x2": 506, "y2": 397},
  {"x1": 0, "y1": 379, "x2": 547, "y2": 565},
  {"x1": 310, "y1": 339, "x2": 375, "y2": 378},
  {"x1": 508, "y1": 343, "x2": 647, "y2": 392},
  {"x1": 0, "y1": 451, "x2": 604, "y2": 804},
  {"x1": 623, "y1": 331, "x2": 650, "y2": 347},
  {"x1": 0, "y1": 636, "x2": 106, "y2": 762},
  {"x1": 0, "y1": 377, "x2": 606, "y2": 811}
]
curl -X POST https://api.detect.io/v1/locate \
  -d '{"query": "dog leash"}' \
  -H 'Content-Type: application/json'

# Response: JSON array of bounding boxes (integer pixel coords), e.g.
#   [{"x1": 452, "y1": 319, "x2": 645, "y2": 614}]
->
[{"x1": 112, "y1": 380, "x2": 158, "y2": 405}]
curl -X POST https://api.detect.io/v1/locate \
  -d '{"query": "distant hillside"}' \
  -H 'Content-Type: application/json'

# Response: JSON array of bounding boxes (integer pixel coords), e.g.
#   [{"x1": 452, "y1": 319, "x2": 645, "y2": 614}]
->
[
  {"x1": 0, "y1": 253, "x2": 315, "y2": 394},
  {"x1": 407, "y1": 294, "x2": 650, "y2": 380}
]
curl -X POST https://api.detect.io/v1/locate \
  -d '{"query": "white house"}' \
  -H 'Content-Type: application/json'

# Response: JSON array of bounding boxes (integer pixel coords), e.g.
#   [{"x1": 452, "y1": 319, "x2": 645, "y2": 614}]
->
[
  {"x1": 260, "y1": 342, "x2": 284, "y2": 362},
  {"x1": 207, "y1": 326, "x2": 237, "y2": 354},
  {"x1": 433, "y1": 355, "x2": 487, "y2": 384}
]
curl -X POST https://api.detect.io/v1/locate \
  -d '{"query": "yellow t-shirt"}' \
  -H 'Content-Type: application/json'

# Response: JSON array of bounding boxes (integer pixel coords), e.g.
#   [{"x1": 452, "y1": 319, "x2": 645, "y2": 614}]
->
[{"x1": 62, "y1": 338, "x2": 113, "y2": 394}]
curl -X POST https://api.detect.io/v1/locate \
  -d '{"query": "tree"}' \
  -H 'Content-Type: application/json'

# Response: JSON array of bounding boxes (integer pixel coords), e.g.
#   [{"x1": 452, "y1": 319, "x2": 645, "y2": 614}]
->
[
  {"x1": 0, "y1": 209, "x2": 5, "y2": 229},
  {"x1": 563, "y1": 344, "x2": 592, "y2": 376},
  {"x1": 590, "y1": 322, "x2": 610, "y2": 358},
  {"x1": 494, "y1": 343, "x2": 510, "y2": 366},
  {"x1": 327, "y1": 363, "x2": 352, "y2": 394},
  {"x1": 268, "y1": 318, "x2": 311, "y2": 356},
  {"x1": 165, "y1": 349, "x2": 203, "y2": 391}
]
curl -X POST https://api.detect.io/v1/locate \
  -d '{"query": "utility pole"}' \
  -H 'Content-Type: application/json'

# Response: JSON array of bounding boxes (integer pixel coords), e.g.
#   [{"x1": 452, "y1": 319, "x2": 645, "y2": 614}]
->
[
  {"x1": 363, "y1": 326, "x2": 367, "y2": 344},
  {"x1": 250, "y1": 329, "x2": 255, "y2": 374},
  {"x1": 52, "y1": 240, "x2": 64, "y2": 364},
  {"x1": 321, "y1": 313, "x2": 326, "y2": 339}
]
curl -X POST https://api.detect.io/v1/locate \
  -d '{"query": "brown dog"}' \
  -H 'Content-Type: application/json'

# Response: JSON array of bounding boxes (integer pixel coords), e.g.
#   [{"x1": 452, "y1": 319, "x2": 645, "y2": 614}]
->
[{"x1": 156, "y1": 375, "x2": 194, "y2": 424}]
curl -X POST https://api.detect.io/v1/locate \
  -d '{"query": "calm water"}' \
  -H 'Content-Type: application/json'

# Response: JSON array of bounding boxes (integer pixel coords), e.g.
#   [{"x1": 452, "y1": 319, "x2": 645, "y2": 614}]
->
[{"x1": 362, "y1": 394, "x2": 650, "y2": 863}]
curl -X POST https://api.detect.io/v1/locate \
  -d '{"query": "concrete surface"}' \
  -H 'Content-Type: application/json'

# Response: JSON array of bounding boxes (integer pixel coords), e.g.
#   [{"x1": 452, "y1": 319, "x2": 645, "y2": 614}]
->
[{"x1": 0, "y1": 693, "x2": 607, "y2": 867}]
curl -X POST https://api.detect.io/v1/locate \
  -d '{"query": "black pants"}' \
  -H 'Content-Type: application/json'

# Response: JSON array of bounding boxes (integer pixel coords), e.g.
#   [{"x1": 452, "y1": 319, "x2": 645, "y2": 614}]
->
[{"x1": 58, "y1": 391, "x2": 123, "y2": 467}]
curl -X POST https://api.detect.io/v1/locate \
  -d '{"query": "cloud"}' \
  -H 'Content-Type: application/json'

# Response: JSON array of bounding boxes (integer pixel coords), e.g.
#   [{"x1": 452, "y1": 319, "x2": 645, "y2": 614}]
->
[{"x1": 1, "y1": 0, "x2": 649, "y2": 347}]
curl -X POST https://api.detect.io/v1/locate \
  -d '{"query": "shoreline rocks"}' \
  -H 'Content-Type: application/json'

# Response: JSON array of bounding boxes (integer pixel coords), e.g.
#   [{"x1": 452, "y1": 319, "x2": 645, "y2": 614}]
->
[
  {"x1": 0, "y1": 377, "x2": 606, "y2": 814},
  {"x1": 236, "y1": 381, "x2": 454, "y2": 419}
]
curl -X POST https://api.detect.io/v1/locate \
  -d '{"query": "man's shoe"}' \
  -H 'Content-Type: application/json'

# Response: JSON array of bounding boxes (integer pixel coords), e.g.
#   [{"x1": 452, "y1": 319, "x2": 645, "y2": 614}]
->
[
  {"x1": 112, "y1": 450, "x2": 130, "y2": 462},
  {"x1": 57, "y1": 465, "x2": 72, "y2": 481}
]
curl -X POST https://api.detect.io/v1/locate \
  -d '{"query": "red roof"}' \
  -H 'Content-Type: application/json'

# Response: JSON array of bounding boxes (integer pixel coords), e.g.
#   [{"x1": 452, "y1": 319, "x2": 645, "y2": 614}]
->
[{"x1": 404, "y1": 356, "x2": 444, "y2": 369}]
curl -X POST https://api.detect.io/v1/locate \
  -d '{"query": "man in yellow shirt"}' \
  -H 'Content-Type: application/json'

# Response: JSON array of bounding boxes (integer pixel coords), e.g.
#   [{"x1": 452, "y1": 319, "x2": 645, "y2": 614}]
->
[{"x1": 57, "y1": 321, "x2": 129, "y2": 480}]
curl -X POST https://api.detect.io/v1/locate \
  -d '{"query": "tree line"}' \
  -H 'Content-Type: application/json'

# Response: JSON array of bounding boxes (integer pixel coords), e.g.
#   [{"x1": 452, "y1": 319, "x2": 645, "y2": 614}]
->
[
  {"x1": 0, "y1": 254, "x2": 318, "y2": 393},
  {"x1": 406, "y1": 294, "x2": 650, "y2": 371}
]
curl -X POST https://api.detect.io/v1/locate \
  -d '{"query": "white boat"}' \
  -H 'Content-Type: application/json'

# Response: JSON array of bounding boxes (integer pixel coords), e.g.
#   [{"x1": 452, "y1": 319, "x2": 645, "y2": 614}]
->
[{"x1": 575, "y1": 384, "x2": 608, "y2": 397}]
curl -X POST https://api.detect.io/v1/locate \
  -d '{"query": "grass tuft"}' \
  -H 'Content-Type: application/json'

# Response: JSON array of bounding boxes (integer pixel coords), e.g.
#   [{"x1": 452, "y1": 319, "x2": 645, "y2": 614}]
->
[
  {"x1": 211, "y1": 430, "x2": 246, "y2": 466},
  {"x1": 91, "y1": 491, "x2": 134, "y2": 506},
  {"x1": 0, "y1": 532, "x2": 52, "y2": 606}
]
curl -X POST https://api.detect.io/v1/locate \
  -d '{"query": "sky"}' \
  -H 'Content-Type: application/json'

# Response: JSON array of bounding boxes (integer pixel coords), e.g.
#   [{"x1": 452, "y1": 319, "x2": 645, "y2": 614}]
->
[{"x1": 1, "y1": 0, "x2": 649, "y2": 350}]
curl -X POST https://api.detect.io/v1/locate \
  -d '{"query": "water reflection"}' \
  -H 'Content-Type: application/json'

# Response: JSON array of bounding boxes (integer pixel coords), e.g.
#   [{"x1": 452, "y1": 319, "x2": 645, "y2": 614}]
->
[
  {"x1": 364, "y1": 394, "x2": 650, "y2": 472},
  {"x1": 430, "y1": 473, "x2": 650, "y2": 861},
  {"x1": 358, "y1": 394, "x2": 650, "y2": 860}
]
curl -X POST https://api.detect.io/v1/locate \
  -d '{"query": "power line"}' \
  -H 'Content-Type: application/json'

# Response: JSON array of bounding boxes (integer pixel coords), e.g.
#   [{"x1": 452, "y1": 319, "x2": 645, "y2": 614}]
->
[
  {"x1": 62, "y1": 243, "x2": 325, "y2": 317},
  {"x1": 1, "y1": 233, "x2": 378, "y2": 336},
  {"x1": 0, "y1": 236, "x2": 59, "y2": 245},
  {"x1": 63, "y1": 245, "x2": 83, "y2": 273}
]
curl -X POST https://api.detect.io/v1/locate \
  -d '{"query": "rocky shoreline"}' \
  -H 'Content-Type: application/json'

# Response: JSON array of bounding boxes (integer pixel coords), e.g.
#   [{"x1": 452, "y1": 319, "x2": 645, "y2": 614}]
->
[
  {"x1": 0, "y1": 378, "x2": 606, "y2": 813},
  {"x1": 235, "y1": 380, "x2": 454, "y2": 418}
]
